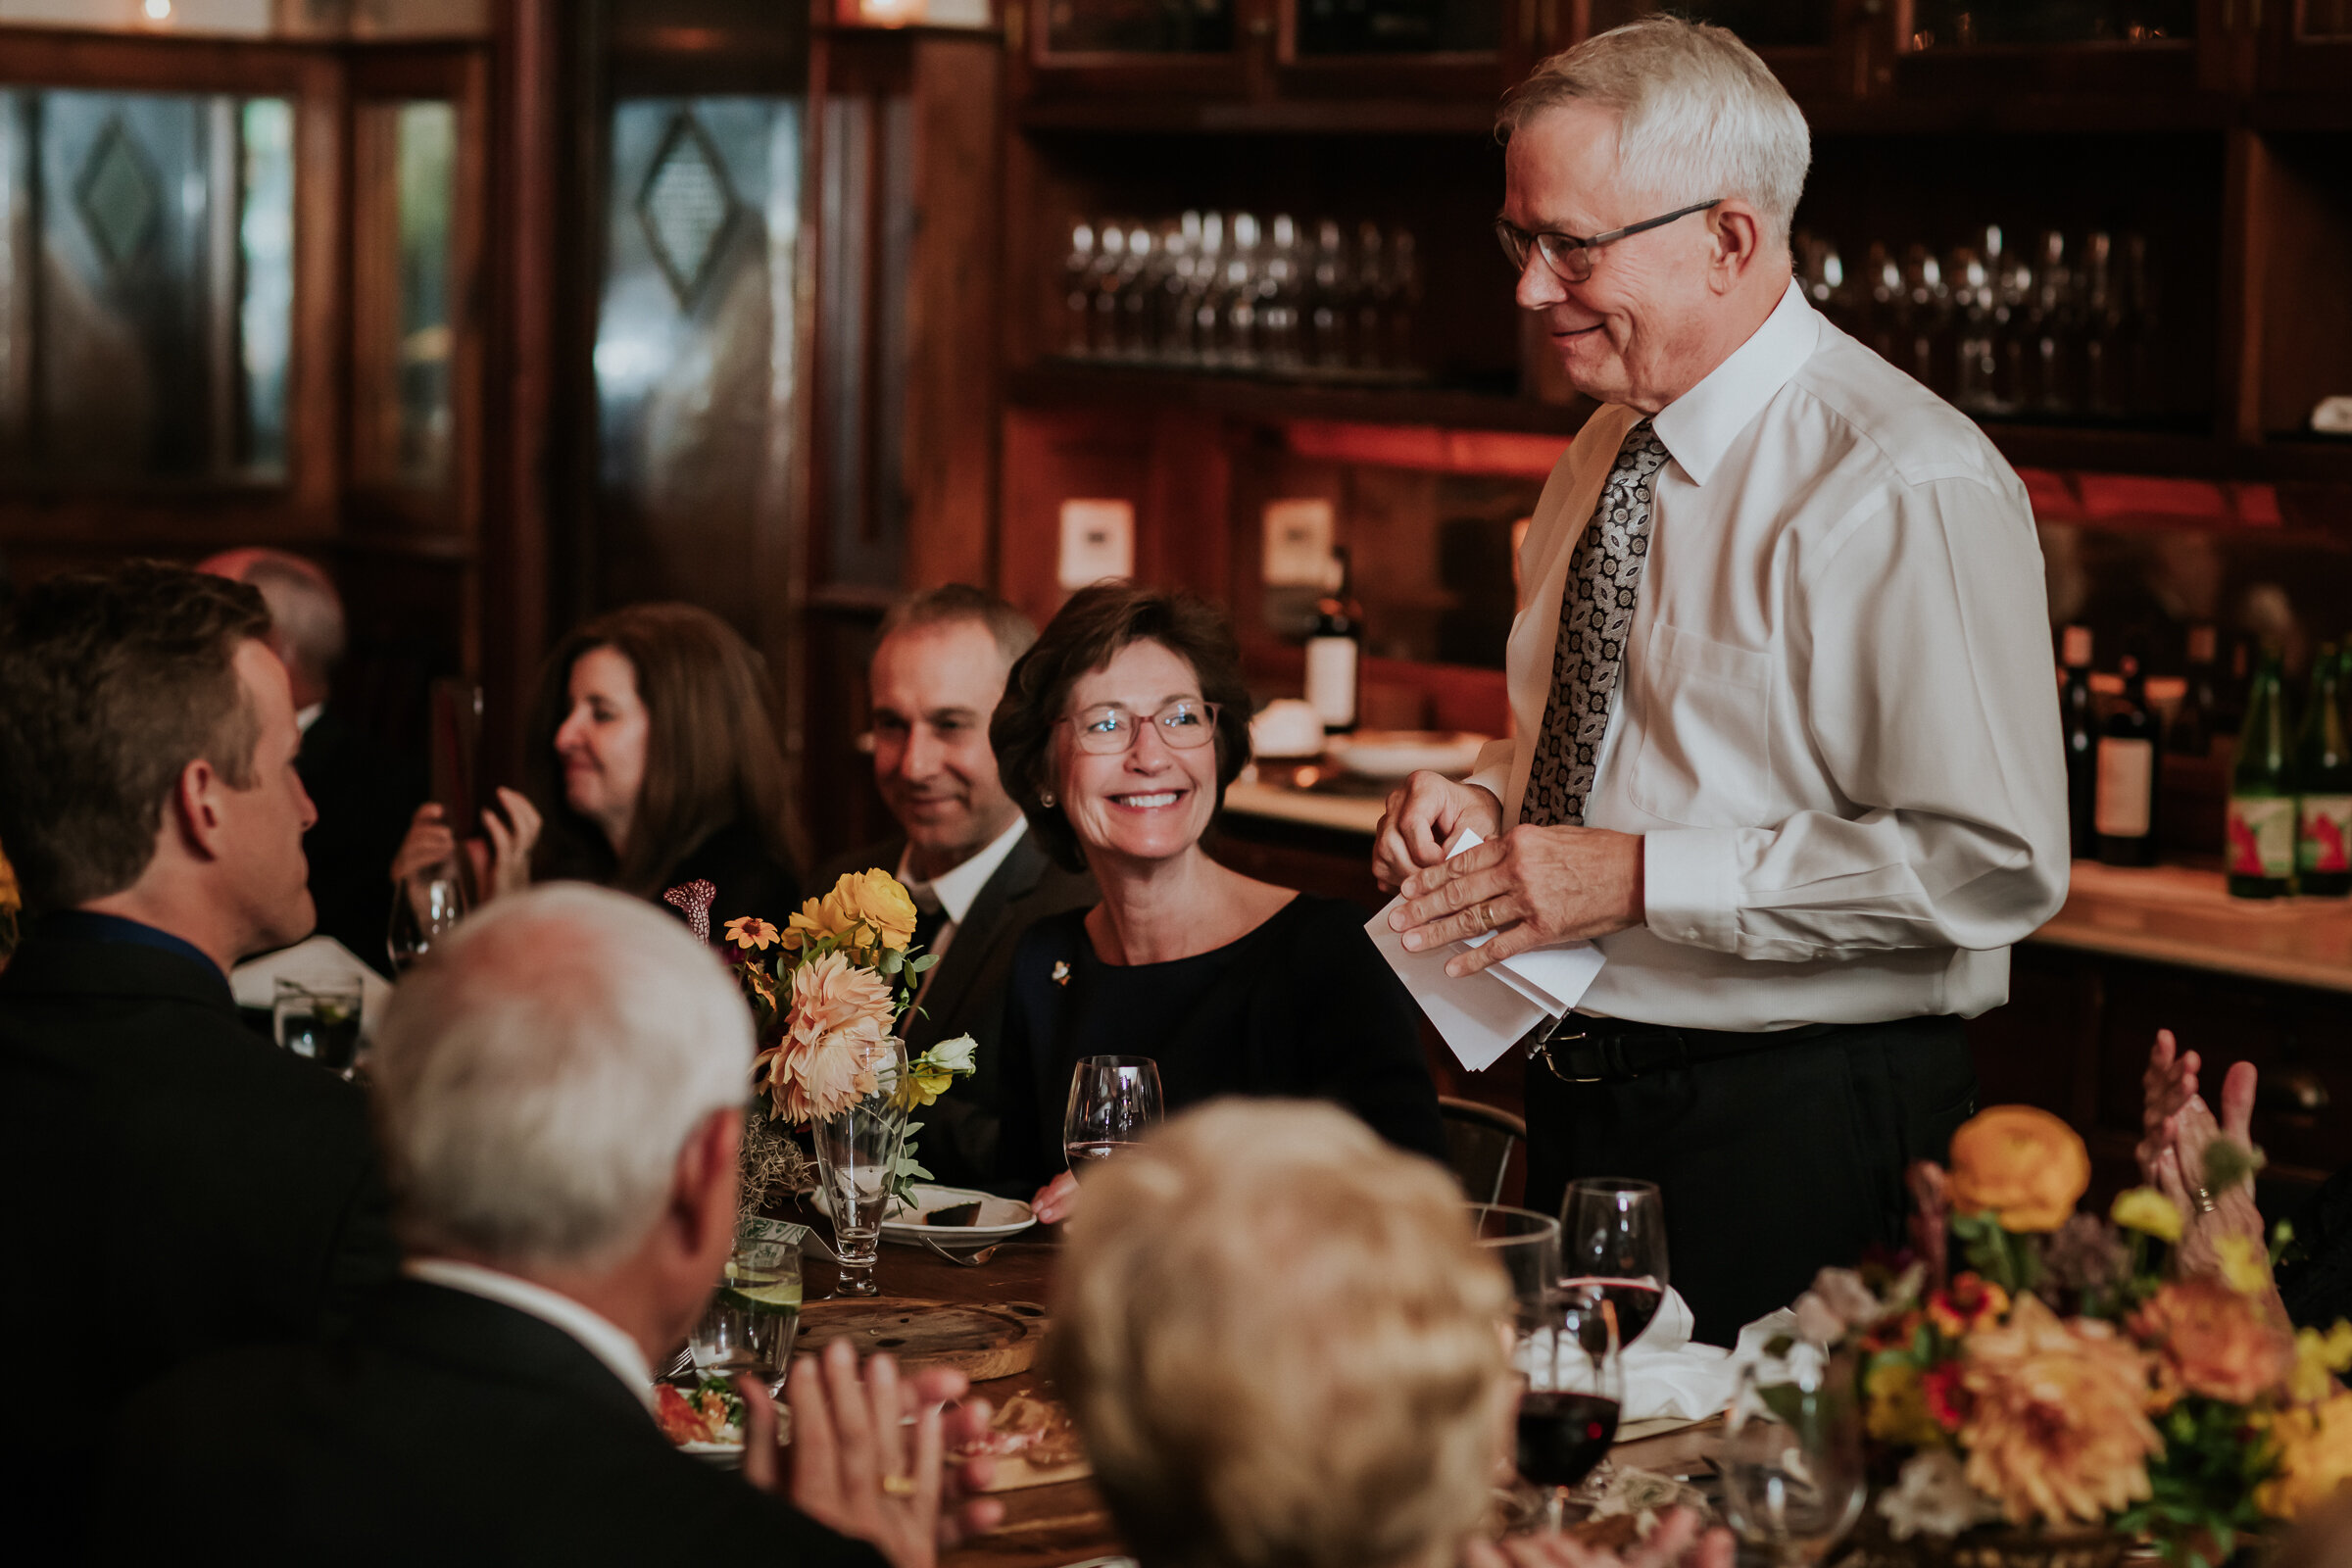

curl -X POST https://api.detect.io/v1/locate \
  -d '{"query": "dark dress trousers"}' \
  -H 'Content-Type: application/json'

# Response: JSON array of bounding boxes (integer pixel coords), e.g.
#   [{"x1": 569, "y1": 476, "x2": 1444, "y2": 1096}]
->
[
  {"x1": 96, "y1": 1279, "x2": 887, "y2": 1568},
  {"x1": 995, "y1": 895, "x2": 1449, "y2": 1191},
  {"x1": 1524, "y1": 1015, "x2": 1979, "y2": 1347},
  {"x1": 296, "y1": 707, "x2": 427, "y2": 977},
  {"x1": 818, "y1": 832, "x2": 1096, "y2": 1191},
  {"x1": 0, "y1": 920, "x2": 399, "y2": 1552}
]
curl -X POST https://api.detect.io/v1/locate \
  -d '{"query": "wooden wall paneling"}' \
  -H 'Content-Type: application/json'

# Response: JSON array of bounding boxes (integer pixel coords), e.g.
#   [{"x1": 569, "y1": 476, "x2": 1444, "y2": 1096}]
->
[
  {"x1": 1140, "y1": 405, "x2": 1231, "y2": 599},
  {"x1": 480, "y1": 0, "x2": 564, "y2": 784},
  {"x1": 2219, "y1": 125, "x2": 2269, "y2": 446},
  {"x1": 2251, "y1": 131, "x2": 2352, "y2": 439},
  {"x1": 996, "y1": 403, "x2": 1152, "y2": 625},
  {"x1": 900, "y1": 32, "x2": 1004, "y2": 596}
]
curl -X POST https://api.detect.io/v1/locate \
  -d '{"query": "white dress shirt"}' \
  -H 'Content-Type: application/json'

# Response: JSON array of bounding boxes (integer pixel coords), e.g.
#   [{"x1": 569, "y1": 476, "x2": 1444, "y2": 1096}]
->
[
  {"x1": 406, "y1": 1257, "x2": 656, "y2": 1412},
  {"x1": 897, "y1": 814, "x2": 1028, "y2": 963},
  {"x1": 1467, "y1": 280, "x2": 2069, "y2": 1031}
]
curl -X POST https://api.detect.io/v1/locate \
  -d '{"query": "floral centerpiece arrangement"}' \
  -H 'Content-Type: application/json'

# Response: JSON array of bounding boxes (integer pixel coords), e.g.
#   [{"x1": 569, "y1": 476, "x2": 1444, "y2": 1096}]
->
[
  {"x1": 718, "y1": 869, "x2": 978, "y2": 1213},
  {"x1": 1792, "y1": 1104, "x2": 2352, "y2": 1567}
]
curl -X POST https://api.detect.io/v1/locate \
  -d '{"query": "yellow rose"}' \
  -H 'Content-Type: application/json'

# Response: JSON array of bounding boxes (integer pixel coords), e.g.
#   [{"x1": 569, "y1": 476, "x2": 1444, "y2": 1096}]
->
[
  {"x1": 2110, "y1": 1187, "x2": 2183, "y2": 1245},
  {"x1": 1866, "y1": 1359, "x2": 1944, "y2": 1448},
  {"x1": 2291, "y1": 1322, "x2": 2352, "y2": 1406},
  {"x1": 821, "y1": 869, "x2": 918, "y2": 955},
  {"x1": 2260, "y1": 1390, "x2": 2352, "y2": 1520},
  {"x1": 1946, "y1": 1105, "x2": 2090, "y2": 1233}
]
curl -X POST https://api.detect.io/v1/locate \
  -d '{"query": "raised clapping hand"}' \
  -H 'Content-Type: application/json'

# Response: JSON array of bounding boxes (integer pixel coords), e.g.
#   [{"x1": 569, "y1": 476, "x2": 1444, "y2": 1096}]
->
[
  {"x1": 1461, "y1": 1507, "x2": 1734, "y2": 1568},
  {"x1": 1376, "y1": 771, "x2": 1643, "y2": 979},
  {"x1": 741, "y1": 1338, "x2": 1003, "y2": 1568},
  {"x1": 2137, "y1": 1028, "x2": 2269, "y2": 1288}
]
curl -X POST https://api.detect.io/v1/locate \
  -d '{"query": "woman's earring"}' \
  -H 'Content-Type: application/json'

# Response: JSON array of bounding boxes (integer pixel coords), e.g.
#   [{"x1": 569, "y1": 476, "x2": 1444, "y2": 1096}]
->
[{"x1": 1039, "y1": 790, "x2": 1057, "y2": 808}]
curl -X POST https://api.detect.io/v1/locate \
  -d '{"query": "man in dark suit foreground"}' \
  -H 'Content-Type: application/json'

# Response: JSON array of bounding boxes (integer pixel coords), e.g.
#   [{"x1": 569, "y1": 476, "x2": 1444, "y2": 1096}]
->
[
  {"x1": 0, "y1": 564, "x2": 400, "y2": 1544},
  {"x1": 103, "y1": 885, "x2": 1002, "y2": 1566},
  {"x1": 201, "y1": 548, "x2": 426, "y2": 975},
  {"x1": 823, "y1": 586, "x2": 1094, "y2": 1191}
]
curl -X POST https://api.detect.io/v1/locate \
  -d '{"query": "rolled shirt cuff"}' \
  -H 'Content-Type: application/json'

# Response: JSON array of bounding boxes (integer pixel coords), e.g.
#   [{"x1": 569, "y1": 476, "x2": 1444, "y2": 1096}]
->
[{"x1": 1642, "y1": 828, "x2": 1743, "y2": 953}]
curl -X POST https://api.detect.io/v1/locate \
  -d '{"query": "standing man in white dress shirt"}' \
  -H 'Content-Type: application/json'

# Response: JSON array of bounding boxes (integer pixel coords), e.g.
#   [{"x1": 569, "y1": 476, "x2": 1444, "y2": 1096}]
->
[{"x1": 1377, "y1": 19, "x2": 2068, "y2": 1342}]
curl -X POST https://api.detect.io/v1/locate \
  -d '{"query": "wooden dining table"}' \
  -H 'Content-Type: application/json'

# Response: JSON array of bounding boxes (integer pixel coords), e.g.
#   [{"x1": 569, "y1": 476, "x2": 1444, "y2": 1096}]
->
[{"x1": 795, "y1": 1220, "x2": 1726, "y2": 1568}]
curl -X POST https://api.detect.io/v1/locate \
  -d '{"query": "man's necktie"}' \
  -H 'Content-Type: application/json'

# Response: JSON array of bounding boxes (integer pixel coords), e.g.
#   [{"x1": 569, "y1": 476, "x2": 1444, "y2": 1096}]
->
[
  {"x1": 909, "y1": 885, "x2": 950, "y2": 959},
  {"x1": 1522, "y1": 418, "x2": 1672, "y2": 830}
]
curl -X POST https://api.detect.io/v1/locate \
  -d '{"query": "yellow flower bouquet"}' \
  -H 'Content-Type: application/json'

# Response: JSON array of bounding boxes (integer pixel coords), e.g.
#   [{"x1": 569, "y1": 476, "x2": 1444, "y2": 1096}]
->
[
  {"x1": 720, "y1": 870, "x2": 977, "y2": 1208},
  {"x1": 1796, "y1": 1104, "x2": 2352, "y2": 1568}
]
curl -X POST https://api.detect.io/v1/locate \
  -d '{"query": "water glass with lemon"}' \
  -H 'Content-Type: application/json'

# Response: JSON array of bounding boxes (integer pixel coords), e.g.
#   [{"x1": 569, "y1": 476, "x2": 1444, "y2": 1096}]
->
[{"x1": 692, "y1": 1235, "x2": 802, "y2": 1393}]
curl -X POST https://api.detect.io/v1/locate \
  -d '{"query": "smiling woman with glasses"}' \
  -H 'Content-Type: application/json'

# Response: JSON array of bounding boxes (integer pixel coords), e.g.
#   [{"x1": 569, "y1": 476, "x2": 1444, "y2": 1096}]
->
[{"x1": 985, "y1": 582, "x2": 1446, "y2": 1221}]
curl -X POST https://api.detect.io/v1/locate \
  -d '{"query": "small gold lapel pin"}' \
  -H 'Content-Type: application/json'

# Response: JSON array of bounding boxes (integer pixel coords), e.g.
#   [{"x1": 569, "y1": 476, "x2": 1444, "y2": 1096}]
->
[{"x1": 1051, "y1": 959, "x2": 1071, "y2": 987}]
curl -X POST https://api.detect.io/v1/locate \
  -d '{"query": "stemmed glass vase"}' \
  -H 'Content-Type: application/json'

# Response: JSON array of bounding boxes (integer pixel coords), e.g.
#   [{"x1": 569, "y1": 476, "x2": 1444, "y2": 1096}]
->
[
  {"x1": 1718, "y1": 1342, "x2": 1867, "y2": 1566},
  {"x1": 811, "y1": 1040, "x2": 908, "y2": 1299}
]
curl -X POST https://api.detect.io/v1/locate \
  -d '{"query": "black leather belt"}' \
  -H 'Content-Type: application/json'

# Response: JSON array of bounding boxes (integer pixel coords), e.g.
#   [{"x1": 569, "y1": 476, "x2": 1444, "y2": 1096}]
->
[{"x1": 1526, "y1": 1016, "x2": 1838, "y2": 1084}]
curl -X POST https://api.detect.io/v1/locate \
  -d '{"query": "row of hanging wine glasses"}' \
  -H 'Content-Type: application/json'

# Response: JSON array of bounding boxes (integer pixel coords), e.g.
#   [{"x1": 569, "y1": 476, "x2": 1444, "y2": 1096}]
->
[
  {"x1": 1796, "y1": 223, "x2": 2180, "y2": 423},
  {"x1": 1060, "y1": 210, "x2": 1424, "y2": 382}
]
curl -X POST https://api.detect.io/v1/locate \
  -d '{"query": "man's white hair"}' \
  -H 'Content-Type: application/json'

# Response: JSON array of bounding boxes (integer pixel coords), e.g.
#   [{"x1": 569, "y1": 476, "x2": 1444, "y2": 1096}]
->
[
  {"x1": 371, "y1": 883, "x2": 752, "y2": 1268},
  {"x1": 1497, "y1": 16, "x2": 1810, "y2": 252}
]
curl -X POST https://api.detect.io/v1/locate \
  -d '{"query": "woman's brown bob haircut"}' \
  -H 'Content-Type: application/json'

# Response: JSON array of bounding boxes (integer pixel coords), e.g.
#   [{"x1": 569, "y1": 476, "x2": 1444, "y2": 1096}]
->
[
  {"x1": 523, "y1": 603, "x2": 794, "y2": 898},
  {"x1": 990, "y1": 581, "x2": 1253, "y2": 874}
]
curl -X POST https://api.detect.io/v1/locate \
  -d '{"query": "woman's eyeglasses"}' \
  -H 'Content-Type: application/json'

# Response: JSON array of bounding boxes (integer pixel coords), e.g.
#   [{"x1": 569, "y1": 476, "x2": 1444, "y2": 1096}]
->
[{"x1": 1061, "y1": 700, "x2": 1221, "y2": 755}]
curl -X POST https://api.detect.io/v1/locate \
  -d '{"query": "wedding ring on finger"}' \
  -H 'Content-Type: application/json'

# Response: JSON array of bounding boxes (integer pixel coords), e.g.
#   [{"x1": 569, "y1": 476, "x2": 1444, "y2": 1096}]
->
[
  {"x1": 880, "y1": 1474, "x2": 918, "y2": 1497},
  {"x1": 2193, "y1": 1185, "x2": 2218, "y2": 1215}
]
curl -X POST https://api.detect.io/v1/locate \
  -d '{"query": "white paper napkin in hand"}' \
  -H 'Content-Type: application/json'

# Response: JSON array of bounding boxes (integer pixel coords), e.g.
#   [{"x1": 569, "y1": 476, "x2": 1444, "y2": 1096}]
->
[{"x1": 1618, "y1": 1288, "x2": 1738, "y2": 1423}]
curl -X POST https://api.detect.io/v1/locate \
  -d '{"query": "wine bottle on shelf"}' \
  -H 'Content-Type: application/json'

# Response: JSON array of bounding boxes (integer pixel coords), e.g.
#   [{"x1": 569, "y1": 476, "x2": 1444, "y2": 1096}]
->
[
  {"x1": 1304, "y1": 547, "x2": 1362, "y2": 736},
  {"x1": 2293, "y1": 643, "x2": 2352, "y2": 898},
  {"x1": 2094, "y1": 655, "x2": 2160, "y2": 867},
  {"x1": 2058, "y1": 625, "x2": 2099, "y2": 857},
  {"x1": 2170, "y1": 623, "x2": 2220, "y2": 759},
  {"x1": 2228, "y1": 653, "x2": 2296, "y2": 900}
]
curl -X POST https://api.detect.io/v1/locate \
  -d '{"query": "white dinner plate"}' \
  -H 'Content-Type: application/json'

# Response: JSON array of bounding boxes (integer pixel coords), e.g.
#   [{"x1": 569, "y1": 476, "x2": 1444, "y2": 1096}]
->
[
  {"x1": 812, "y1": 1183, "x2": 1037, "y2": 1250},
  {"x1": 1329, "y1": 730, "x2": 1490, "y2": 779}
]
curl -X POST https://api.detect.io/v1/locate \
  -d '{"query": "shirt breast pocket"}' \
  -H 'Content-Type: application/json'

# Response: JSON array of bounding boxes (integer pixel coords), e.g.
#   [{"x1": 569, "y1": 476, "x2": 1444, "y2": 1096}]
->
[{"x1": 1627, "y1": 622, "x2": 1773, "y2": 827}]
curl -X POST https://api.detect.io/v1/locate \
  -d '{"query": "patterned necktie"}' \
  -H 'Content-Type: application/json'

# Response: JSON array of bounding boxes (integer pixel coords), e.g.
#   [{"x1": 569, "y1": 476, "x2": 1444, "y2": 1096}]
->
[{"x1": 1522, "y1": 417, "x2": 1672, "y2": 829}]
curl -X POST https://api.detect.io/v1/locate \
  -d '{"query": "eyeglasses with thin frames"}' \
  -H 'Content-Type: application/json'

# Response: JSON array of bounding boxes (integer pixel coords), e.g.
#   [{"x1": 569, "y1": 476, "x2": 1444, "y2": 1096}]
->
[
  {"x1": 1060, "y1": 700, "x2": 1222, "y2": 755},
  {"x1": 1494, "y1": 199, "x2": 1723, "y2": 284}
]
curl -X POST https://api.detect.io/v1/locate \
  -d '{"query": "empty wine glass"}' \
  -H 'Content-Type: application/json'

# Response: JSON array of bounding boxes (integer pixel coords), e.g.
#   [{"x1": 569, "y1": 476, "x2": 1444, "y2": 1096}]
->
[
  {"x1": 1513, "y1": 1285, "x2": 1624, "y2": 1532},
  {"x1": 387, "y1": 858, "x2": 467, "y2": 973},
  {"x1": 1062, "y1": 1055, "x2": 1163, "y2": 1180},
  {"x1": 1467, "y1": 1203, "x2": 1560, "y2": 1330},
  {"x1": 1718, "y1": 1342, "x2": 1867, "y2": 1566},
  {"x1": 1559, "y1": 1177, "x2": 1670, "y2": 1349}
]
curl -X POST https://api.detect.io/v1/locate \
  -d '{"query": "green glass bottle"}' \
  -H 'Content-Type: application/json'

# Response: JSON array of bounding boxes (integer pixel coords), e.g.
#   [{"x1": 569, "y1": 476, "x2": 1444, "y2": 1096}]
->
[
  {"x1": 2294, "y1": 643, "x2": 2352, "y2": 897},
  {"x1": 2228, "y1": 652, "x2": 2295, "y2": 898}
]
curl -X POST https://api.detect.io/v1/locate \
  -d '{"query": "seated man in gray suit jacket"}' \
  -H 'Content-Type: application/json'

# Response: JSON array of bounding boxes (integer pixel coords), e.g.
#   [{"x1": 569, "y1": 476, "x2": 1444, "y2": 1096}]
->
[{"x1": 824, "y1": 587, "x2": 1093, "y2": 1192}]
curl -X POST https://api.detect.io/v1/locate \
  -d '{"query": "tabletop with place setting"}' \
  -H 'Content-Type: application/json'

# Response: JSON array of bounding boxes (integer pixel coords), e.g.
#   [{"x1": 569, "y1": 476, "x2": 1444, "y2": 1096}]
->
[{"x1": 680, "y1": 1182, "x2": 1736, "y2": 1568}]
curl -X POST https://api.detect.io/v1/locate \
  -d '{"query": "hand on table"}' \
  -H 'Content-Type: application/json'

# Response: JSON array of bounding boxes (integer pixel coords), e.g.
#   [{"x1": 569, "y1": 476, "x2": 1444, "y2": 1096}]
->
[
  {"x1": 1462, "y1": 1508, "x2": 1733, "y2": 1568},
  {"x1": 1374, "y1": 771, "x2": 1502, "y2": 893},
  {"x1": 760, "y1": 1339, "x2": 1004, "y2": 1568},
  {"x1": 1031, "y1": 1171, "x2": 1079, "y2": 1226},
  {"x1": 1386, "y1": 824, "x2": 1644, "y2": 980}
]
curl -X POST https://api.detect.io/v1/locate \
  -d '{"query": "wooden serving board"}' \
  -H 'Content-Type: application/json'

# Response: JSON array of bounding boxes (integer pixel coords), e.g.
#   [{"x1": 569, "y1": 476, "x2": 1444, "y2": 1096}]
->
[{"x1": 796, "y1": 1298, "x2": 1048, "y2": 1381}]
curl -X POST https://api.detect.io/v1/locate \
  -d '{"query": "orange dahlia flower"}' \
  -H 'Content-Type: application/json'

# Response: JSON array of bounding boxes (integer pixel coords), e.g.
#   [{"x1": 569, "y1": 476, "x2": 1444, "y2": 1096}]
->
[{"x1": 1958, "y1": 1295, "x2": 2161, "y2": 1526}]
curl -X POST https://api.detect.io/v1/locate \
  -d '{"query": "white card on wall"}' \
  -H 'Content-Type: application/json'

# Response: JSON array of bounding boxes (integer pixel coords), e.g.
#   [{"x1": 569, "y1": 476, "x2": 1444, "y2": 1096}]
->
[
  {"x1": 1261, "y1": 497, "x2": 1336, "y2": 587},
  {"x1": 1057, "y1": 499, "x2": 1135, "y2": 590}
]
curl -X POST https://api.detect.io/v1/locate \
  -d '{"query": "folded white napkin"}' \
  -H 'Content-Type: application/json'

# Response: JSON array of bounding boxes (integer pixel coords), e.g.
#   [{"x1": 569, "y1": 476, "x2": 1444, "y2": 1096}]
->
[
  {"x1": 1619, "y1": 1288, "x2": 1738, "y2": 1423},
  {"x1": 229, "y1": 935, "x2": 392, "y2": 1042}
]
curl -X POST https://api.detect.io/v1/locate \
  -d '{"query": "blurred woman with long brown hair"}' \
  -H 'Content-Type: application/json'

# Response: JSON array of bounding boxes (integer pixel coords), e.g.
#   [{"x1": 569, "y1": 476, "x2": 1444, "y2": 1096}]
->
[{"x1": 393, "y1": 603, "x2": 800, "y2": 933}]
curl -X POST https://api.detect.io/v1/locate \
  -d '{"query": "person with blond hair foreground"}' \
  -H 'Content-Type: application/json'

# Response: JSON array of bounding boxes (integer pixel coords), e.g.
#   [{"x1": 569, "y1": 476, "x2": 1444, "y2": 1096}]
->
[{"x1": 1049, "y1": 1101, "x2": 1730, "y2": 1568}]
